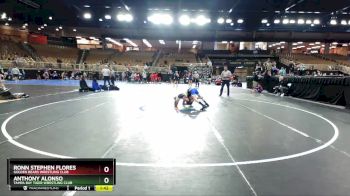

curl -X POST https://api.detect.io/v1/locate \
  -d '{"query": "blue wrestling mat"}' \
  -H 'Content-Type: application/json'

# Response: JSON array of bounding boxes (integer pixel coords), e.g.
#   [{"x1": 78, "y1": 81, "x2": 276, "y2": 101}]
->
[{"x1": 4, "y1": 80, "x2": 103, "y2": 87}]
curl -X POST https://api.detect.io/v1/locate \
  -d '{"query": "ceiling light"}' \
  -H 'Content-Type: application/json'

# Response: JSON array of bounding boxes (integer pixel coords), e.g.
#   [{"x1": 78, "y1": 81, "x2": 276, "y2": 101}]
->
[
  {"x1": 99, "y1": 18, "x2": 103, "y2": 22},
  {"x1": 142, "y1": 39, "x2": 152, "y2": 47},
  {"x1": 5, "y1": 22, "x2": 9, "y2": 26},
  {"x1": 73, "y1": 29, "x2": 76, "y2": 32},
  {"x1": 222, "y1": 41, "x2": 228, "y2": 43},
  {"x1": 330, "y1": 19, "x2": 337, "y2": 25},
  {"x1": 124, "y1": 38, "x2": 137, "y2": 47},
  {"x1": 230, "y1": 23, "x2": 234, "y2": 26},
  {"x1": 193, "y1": 15, "x2": 210, "y2": 26},
  {"x1": 8, "y1": 17, "x2": 12, "y2": 21},
  {"x1": 297, "y1": 19, "x2": 305, "y2": 24},
  {"x1": 192, "y1": 40, "x2": 198, "y2": 44},
  {"x1": 282, "y1": 19, "x2": 289, "y2": 24},
  {"x1": 179, "y1": 15, "x2": 191, "y2": 26},
  {"x1": 59, "y1": 26, "x2": 62, "y2": 29},
  {"x1": 332, "y1": 42, "x2": 338, "y2": 45},
  {"x1": 290, "y1": 19, "x2": 296, "y2": 24},
  {"x1": 237, "y1": 19, "x2": 244, "y2": 24},
  {"x1": 313, "y1": 19, "x2": 320, "y2": 25},
  {"x1": 105, "y1": 6, "x2": 111, "y2": 9},
  {"x1": 38, "y1": 27, "x2": 41, "y2": 30},
  {"x1": 225, "y1": 18, "x2": 232, "y2": 23},
  {"x1": 292, "y1": 43, "x2": 297, "y2": 45},
  {"x1": 117, "y1": 13, "x2": 133, "y2": 22},
  {"x1": 22, "y1": 25, "x2": 26, "y2": 28},
  {"x1": 266, "y1": 23, "x2": 270, "y2": 26},
  {"x1": 1, "y1": 12, "x2": 6, "y2": 19},
  {"x1": 192, "y1": 45, "x2": 196, "y2": 49},
  {"x1": 83, "y1": 12, "x2": 92, "y2": 19},
  {"x1": 342, "y1": 43, "x2": 348, "y2": 47},
  {"x1": 106, "y1": 37, "x2": 123, "y2": 46},
  {"x1": 274, "y1": 19, "x2": 280, "y2": 24},
  {"x1": 261, "y1": 19, "x2": 268, "y2": 24},
  {"x1": 40, "y1": 26, "x2": 44, "y2": 28},
  {"x1": 44, "y1": 24, "x2": 47, "y2": 27},
  {"x1": 55, "y1": 28, "x2": 59, "y2": 31},
  {"x1": 48, "y1": 16, "x2": 53, "y2": 20},
  {"x1": 84, "y1": 5, "x2": 90, "y2": 8},
  {"x1": 298, "y1": 42, "x2": 303, "y2": 44},
  {"x1": 24, "y1": 23, "x2": 28, "y2": 26},
  {"x1": 159, "y1": 40, "x2": 165, "y2": 45},
  {"x1": 341, "y1": 20, "x2": 347, "y2": 25},
  {"x1": 148, "y1": 13, "x2": 173, "y2": 25},
  {"x1": 306, "y1": 19, "x2": 312, "y2": 24},
  {"x1": 217, "y1": 17, "x2": 224, "y2": 24},
  {"x1": 105, "y1": 15, "x2": 111, "y2": 20}
]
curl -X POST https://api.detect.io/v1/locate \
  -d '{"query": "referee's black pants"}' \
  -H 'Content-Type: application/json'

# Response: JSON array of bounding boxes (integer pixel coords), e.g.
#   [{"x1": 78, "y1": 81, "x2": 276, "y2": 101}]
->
[{"x1": 220, "y1": 80, "x2": 230, "y2": 96}]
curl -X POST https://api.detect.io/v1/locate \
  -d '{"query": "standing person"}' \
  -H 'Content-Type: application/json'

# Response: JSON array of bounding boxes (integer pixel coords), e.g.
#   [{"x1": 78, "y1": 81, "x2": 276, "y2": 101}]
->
[
  {"x1": 219, "y1": 65, "x2": 232, "y2": 97},
  {"x1": 11, "y1": 65, "x2": 20, "y2": 81},
  {"x1": 188, "y1": 71, "x2": 193, "y2": 86},
  {"x1": 193, "y1": 71, "x2": 200, "y2": 88},
  {"x1": 173, "y1": 71, "x2": 180, "y2": 87},
  {"x1": 101, "y1": 65, "x2": 111, "y2": 86},
  {"x1": 110, "y1": 69, "x2": 116, "y2": 86},
  {"x1": 142, "y1": 70, "x2": 147, "y2": 83}
]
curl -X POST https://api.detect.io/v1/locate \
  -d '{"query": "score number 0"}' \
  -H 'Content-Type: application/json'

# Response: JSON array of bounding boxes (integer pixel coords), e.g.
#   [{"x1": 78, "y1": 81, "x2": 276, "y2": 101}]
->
[{"x1": 103, "y1": 166, "x2": 110, "y2": 184}]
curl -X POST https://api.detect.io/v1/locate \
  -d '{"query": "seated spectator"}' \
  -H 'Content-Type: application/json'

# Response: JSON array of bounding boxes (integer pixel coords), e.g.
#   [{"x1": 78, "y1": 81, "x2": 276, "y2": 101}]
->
[
  {"x1": 92, "y1": 78, "x2": 102, "y2": 92},
  {"x1": 79, "y1": 76, "x2": 93, "y2": 92}
]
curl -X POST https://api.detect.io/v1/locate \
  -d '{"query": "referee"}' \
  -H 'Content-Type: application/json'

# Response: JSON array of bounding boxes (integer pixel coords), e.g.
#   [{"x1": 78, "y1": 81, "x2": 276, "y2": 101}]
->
[{"x1": 219, "y1": 65, "x2": 232, "y2": 96}]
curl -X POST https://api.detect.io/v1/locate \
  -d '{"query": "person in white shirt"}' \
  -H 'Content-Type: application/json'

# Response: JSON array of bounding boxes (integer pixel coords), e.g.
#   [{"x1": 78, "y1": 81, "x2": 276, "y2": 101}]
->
[
  {"x1": 219, "y1": 65, "x2": 232, "y2": 96},
  {"x1": 193, "y1": 71, "x2": 200, "y2": 88},
  {"x1": 11, "y1": 66, "x2": 20, "y2": 80},
  {"x1": 101, "y1": 65, "x2": 111, "y2": 86}
]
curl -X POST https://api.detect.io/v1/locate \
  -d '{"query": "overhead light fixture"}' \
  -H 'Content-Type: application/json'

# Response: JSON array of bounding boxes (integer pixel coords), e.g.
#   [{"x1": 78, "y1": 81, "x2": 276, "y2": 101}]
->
[
  {"x1": 261, "y1": 19, "x2": 268, "y2": 24},
  {"x1": 222, "y1": 41, "x2": 228, "y2": 44},
  {"x1": 290, "y1": 19, "x2": 296, "y2": 24},
  {"x1": 313, "y1": 19, "x2": 320, "y2": 25},
  {"x1": 230, "y1": 23, "x2": 234, "y2": 26},
  {"x1": 193, "y1": 15, "x2": 210, "y2": 26},
  {"x1": 117, "y1": 13, "x2": 133, "y2": 22},
  {"x1": 48, "y1": 16, "x2": 53, "y2": 20},
  {"x1": 105, "y1": 15, "x2": 112, "y2": 20},
  {"x1": 237, "y1": 19, "x2": 244, "y2": 24},
  {"x1": 330, "y1": 19, "x2": 337, "y2": 25},
  {"x1": 148, "y1": 13, "x2": 173, "y2": 25},
  {"x1": 315, "y1": 42, "x2": 320, "y2": 44},
  {"x1": 217, "y1": 17, "x2": 224, "y2": 24},
  {"x1": 83, "y1": 12, "x2": 92, "y2": 19},
  {"x1": 142, "y1": 39, "x2": 152, "y2": 47},
  {"x1": 8, "y1": 17, "x2": 12, "y2": 21},
  {"x1": 24, "y1": 23, "x2": 28, "y2": 26},
  {"x1": 159, "y1": 40, "x2": 165, "y2": 45},
  {"x1": 282, "y1": 19, "x2": 289, "y2": 24},
  {"x1": 342, "y1": 43, "x2": 348, "y2": 47},
  {"x1": 5, "y1": 22, "x2": 9, "y2": 26},
  {"x1": 40, "y1": 26, "x2": 44, "y2": 28},
  {"x1": 192, "y1": 40, "x2": 198, "y2": 44},
  {"x1": 84, "y1": 5, "x2": 90, "y2": 8},
  {"x1": 55, "y1": 28, "x2": 59, "y2": 31},
  {"x1": 266, "y1": 23, "x2": 270, "y2": 26},
  {"x1": 124, "y1": 38, "x2": 137, "y2": 47},
  {"x1": 99, "y1": 18, "x2": 103, "y2": 22},
  {"x1": 292, "y1": 43, "x2": 297, "y2": 45},
  {"x1": 297, "y1": 19, "x2": 305, "y2": 24},
  {"x1": 106, "y1": 37, "x2": 123, "y2": 46},
  {"x1": 225, "y1": 18, "x2": 232, "y2": 23},
  {"x1": 341, "y1": 20, "x2": 347, "y2": 25},
  {"x1": 179, "y1": 15, "x2": 191, "y2": 26},
  {"x1": 59, "y1": 26, "x2": 62, "y2": 29},
  {"x1": 44, "y1": 24, "x2": 47, "y2": 27},
  {"x1": 73, "y1": 29, "x2": 77, "y2": 32},
  {"x1": 22, "y1": 25, "x2": 26, "y2": 29},
  {"x1": 274, "y1": 19, "x2": 280, "y2": 24},
  {"x1": 332, "y1": 42, "x2": 338, "y2": 45},
  {"x1": 38, "y1": 27, "x2": 41, "y2": 30},
  {"x1": 105, "y1": 6, "x2": 111, "y2": 9},
  {"x1": 1, "y1": 12, "x2": 6, "y2": 19},
  {"x1": 306, "y1": 19, "x2": 312, "y2": 24}
]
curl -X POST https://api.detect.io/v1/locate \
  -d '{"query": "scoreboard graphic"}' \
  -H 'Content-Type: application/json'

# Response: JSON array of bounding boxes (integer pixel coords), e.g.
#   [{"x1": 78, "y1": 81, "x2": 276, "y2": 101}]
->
[{"x1": 7, "y1": 158, "x2": 116, "y2": 192}]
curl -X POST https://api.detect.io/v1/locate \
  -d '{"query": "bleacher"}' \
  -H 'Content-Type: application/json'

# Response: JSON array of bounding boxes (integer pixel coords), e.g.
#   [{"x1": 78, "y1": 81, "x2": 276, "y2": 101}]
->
[
  {"x1": 0, "y1": 39, "x2": 33, "y2": 62},
  {"x1": 31, "y1": 44, "x2": 79, "y2": 64},
  {"x1": 158, "y1": 52, "x2": 197, "y2": 66},
  {"x1": 85, "y1": 49, "x2": 115, "y2": 64},
  {"x1": 109, "y1": 51, "x2": 154, "y2": 65},
  {"x1": 323, "y1": 54, "x2": 350, "y2": 66}
]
